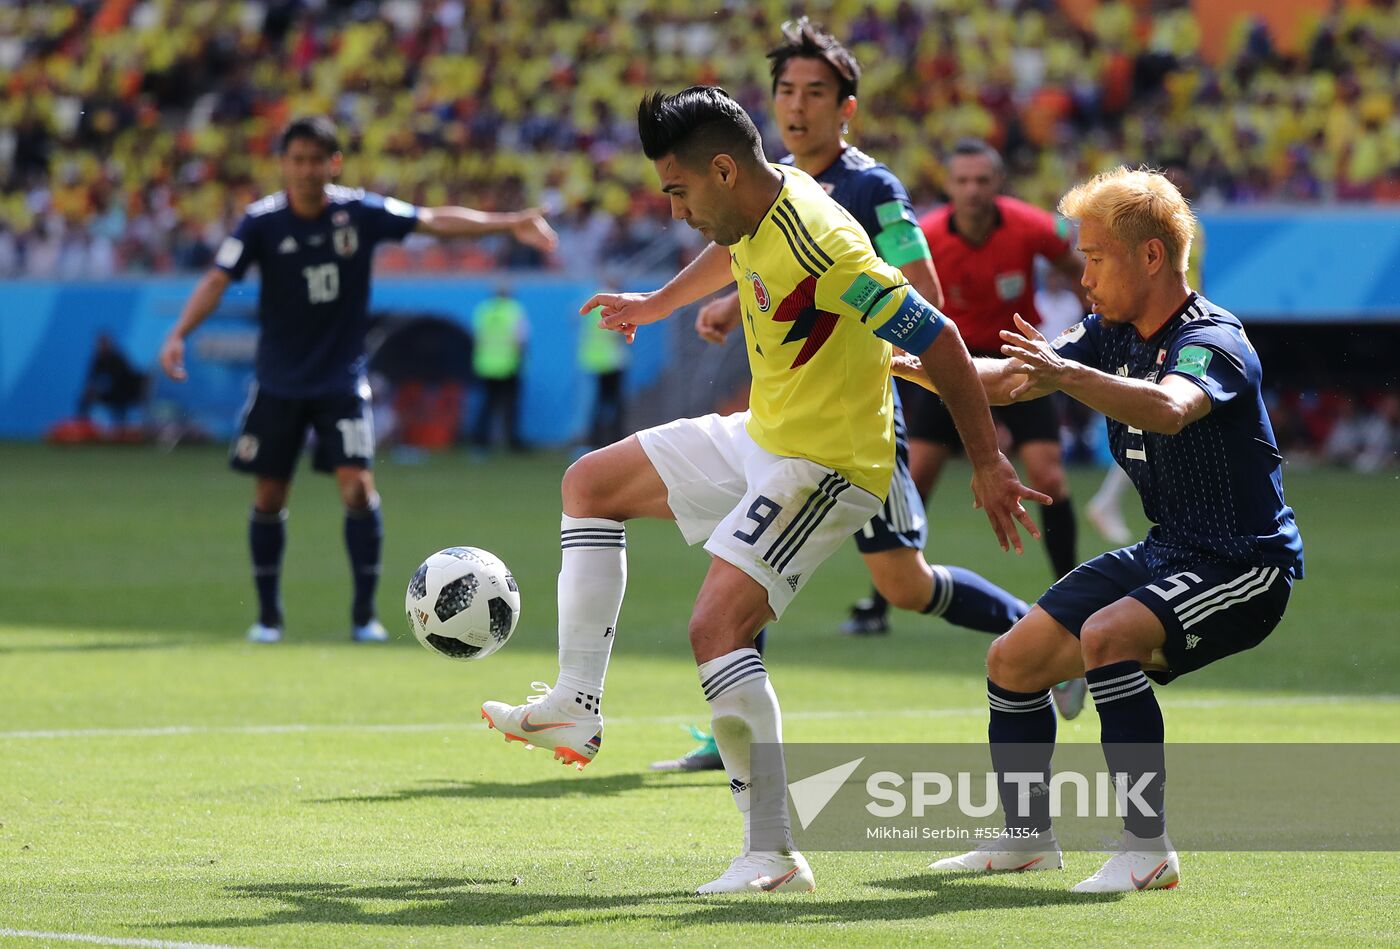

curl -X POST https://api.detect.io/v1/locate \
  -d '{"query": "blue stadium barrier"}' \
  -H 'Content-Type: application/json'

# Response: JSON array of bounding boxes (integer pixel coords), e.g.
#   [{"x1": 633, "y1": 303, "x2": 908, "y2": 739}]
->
[{"x1": 0, "y1": 276, "x2": 668, "y2": 442}]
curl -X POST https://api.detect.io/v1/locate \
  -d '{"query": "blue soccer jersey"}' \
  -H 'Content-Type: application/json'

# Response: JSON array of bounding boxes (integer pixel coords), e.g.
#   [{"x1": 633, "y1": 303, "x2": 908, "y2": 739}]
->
[
  {"x1": 1052, "y1": 293, "x2": 1304, "y2": 577},
  {"x1": 215, "y1": 185, "x2": 419, "y2": 397}
]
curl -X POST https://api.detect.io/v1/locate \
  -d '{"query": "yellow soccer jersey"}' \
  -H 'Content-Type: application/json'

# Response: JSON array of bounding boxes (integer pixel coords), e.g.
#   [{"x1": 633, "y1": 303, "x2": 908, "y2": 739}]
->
[{"x1": 730, "y1": 165, "x2": 940, "y2": 500}]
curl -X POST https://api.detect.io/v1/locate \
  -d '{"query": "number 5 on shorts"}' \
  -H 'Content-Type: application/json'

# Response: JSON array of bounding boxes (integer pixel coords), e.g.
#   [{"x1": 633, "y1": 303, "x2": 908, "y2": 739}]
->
[{"x1": 733, "y1": 496, "x2": 782, "y2": 545}]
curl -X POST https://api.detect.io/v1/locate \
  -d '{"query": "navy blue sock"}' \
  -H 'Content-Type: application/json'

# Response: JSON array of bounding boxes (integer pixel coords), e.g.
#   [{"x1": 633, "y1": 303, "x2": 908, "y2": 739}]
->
[
  {"x1": 924, "y1": 565, "x2": 1029, "y2": 634},
  {"x1": 1087, "y1": 660, "x2": 1166, "y2": 838},
  {"x1": 249, "y1": 508, "x2": 286, "y2": 628},
  {"x1": 988, "y1": 679, "x2": 1056, "y2": 832},
  {"x1": 1040, "y1": 498, "x2": 1078, "y2": 580},
  {"x1": 753, "y1": 627, "x2": 767, "y2": 656},
  {"x1": 344, "y1": 500, "x2": 382, "y2": 626}
]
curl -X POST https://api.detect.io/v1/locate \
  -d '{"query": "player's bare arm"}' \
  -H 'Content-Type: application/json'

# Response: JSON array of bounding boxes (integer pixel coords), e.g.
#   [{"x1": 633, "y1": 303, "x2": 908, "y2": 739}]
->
[
  {"x1": 916, "y1": 321, "x2": 1052, "y2": 553},
  {"x1": 415, "y1": 206, "x2": 558, "y2": 253},
  {"x1": 160, "y1": 268, "x2": 232, "y2": 381},
  {"x1": 696, "y1": 289, "x2": 741, "y2": 344},
  {"x1": 999, "y1": 314, "x2": 1210, "y2": 433},
  {"x1": 898, "y1": 257, "x2": 944, "y2": 310},
  {"x1": 581, "y1": 241, "x2": 736, "y2": 343},
  {"x1": 891, "y1": 350, "x2": 1030, "y2": 406}
]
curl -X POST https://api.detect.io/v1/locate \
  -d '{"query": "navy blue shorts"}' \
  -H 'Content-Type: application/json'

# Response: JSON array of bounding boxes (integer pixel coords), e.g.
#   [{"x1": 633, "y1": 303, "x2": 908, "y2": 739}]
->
[
  {"x1": 230, "y1": 384, "x2": 375, "y2": 480},
  {"x1": 1037, "y1": 544, "x2": 1293, "y2": 684},
  {"x1": 853, "y1": 398, "x2": 926, "y2": 554}
]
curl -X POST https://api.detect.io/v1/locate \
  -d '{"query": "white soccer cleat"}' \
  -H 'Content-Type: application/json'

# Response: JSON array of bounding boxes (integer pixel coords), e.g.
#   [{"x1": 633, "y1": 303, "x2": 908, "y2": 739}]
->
[
  {"x1": 929, "y1": 833, "x2": 1064, "y2": 872},
  {"x1": 1087, "y1": 497, "x2": 1133, "y2": 546},
  {"x1": 1072, "y1": 834, "x2": 1180, "y2": 893},
  {"x1": 696, "y1": 850, "x2": 815, "y2": 894},
  {"x1": 480, "y1": 681, "x2": 603, "y2": 770},
  {"x1": 246, "y1": 622, "x2": 282, "y2": 644}
]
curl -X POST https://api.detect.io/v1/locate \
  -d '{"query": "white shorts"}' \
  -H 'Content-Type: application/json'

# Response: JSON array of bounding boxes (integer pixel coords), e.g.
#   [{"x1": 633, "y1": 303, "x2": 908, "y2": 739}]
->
[{"x1": 636, "y1": 411, "x2": 882, "y2": 619}]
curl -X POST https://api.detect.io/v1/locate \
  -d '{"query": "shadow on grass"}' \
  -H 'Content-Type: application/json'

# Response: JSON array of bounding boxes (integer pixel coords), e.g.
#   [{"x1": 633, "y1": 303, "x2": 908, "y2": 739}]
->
[
  {"x1": 0, "y1": 638, "x2": 186, "y2": 655},
  {"x1": 317, "y1": 772, "x2": 721, "y2": 804},
  {"x1": 165, "y1": 872, "x2": 1119, "y2": 931}
]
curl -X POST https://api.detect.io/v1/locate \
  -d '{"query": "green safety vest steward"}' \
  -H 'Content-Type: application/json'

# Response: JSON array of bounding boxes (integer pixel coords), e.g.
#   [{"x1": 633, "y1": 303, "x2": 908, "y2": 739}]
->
[
  {"x1": 579, "y1": 305, "x2": 627, "y2": 374},
  {"x1": 472, "y1": 297, "x2": 525, "y2": 379}
]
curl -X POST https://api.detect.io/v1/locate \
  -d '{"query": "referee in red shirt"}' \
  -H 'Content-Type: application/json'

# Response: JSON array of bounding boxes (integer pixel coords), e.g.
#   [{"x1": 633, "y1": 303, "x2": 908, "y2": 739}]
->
[{"x1": 907, "y1": 139, "x2": 1089, "y2": 581}]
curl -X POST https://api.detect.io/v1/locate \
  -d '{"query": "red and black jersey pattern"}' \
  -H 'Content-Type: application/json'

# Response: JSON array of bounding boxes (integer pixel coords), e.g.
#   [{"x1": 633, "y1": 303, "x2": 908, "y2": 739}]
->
[{"x1": 771, "y1": 274, "x2": 839, "y2": 369}]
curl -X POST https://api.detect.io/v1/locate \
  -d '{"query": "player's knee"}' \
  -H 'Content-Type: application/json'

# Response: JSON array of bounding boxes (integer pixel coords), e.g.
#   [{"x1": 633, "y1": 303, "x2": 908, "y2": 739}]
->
[
  {"x1": 1026, "y1": 464, "x2": 1069, "y2": 500},
  {"x1": 1079, "y1": 610, "x2": 1124, "y2": 667},
  {"x1": 339, "y1": 472, "x2": 374, "y2": 509},
  {"x1": 254, "y1": 481, "x2": 289, "y2": 513},
  {"x1": 986, "y1": 632, "x2": 1019, "y2": 685},
  {"x1": 561, "y1": 451, "x2": 612, "y2": 517}
]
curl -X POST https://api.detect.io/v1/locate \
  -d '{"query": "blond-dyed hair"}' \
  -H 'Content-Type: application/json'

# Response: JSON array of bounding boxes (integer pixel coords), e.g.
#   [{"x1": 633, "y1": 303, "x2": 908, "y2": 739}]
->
[{"x1": 1058, "y1": 167, "x2": 1197, "y2": 275}]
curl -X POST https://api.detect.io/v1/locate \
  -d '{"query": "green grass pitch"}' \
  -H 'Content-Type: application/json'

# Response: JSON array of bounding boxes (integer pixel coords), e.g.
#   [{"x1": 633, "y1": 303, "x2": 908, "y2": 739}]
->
[{"x1": 1, "y1": 443, "x2": 1396, "y2": 947}]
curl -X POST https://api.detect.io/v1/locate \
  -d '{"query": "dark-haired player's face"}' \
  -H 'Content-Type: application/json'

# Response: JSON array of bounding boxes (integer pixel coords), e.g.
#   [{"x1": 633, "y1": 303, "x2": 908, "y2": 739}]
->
[
  {"x1": 280, "y1": 137, "x2": 341, "y2": 206},
  {"x1": 655, "y1": 154, "x2": 746, "y2": 246},
  {"x1": 1077, "y1": 217, "x2": 1148, "y2": 324},
  {"x1": 947, "y1": 154, "x2": 1002, "y2": 219},
  {"x1": 773, "y1": 57, "x2": 853, "y2": 158}
]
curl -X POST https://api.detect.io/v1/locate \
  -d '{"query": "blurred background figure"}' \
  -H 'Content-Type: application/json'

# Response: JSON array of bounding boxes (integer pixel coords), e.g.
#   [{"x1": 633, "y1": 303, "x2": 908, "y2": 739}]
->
[
  {"x1": 471, "y1": 283, "x2": 529, "y2": 454},
  {"x1": 1323, "y1": 393, "x2": 1400, "y2": 473},
  {"x1": 75, "y1": 331, "x2": 148, "y2": 434},
  {"x1": 578, "y1": 299, "x2": 629, "y2": 452}
]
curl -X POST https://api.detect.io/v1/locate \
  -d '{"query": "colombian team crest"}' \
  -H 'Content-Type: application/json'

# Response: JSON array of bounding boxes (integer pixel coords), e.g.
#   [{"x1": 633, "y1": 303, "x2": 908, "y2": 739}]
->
[
  {"x1": 333, "y1": 226, "x2": 359, "y2": 257},
  {"x1": 750, "y1": 271, "x2": 771, "y2": 311}
]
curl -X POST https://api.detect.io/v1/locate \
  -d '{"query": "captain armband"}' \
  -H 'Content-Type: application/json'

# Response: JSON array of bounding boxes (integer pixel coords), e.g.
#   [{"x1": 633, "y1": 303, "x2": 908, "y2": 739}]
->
[{"x1": 873, "y1": 290, "x2": 946, "y2": 353}]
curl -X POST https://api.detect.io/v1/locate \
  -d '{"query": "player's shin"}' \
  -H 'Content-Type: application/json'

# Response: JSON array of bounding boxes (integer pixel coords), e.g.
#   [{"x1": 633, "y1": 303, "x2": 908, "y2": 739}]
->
[
  {"x1": 344, "y1": 497, "x2": 382, "y2": 626},
  {"x1": 988, "y1": 679, "x2": 1057, "y2": 835},
  {"x1": 926, "y1": 564, "x2": 1029, "y2": 633},
  {"x1": 700, "y1": 648, "x2": 792, "y2": 853},
  {"x1": 1087, "y1": 660, "x2": 1167, "y2": 839},
  {"x1": 554, "y1": 515, "x2": 626, "y2": 710},
  {"x1": 250, "y1": 507, "x2": 287, "y2": 627}
]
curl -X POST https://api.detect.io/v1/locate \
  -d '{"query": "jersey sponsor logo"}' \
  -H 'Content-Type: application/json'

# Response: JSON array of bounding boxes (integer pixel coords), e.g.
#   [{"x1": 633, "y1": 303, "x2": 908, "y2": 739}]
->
[
  {"x1": 215, "y1": 236, "x2": 244, "y2": 268},
  {"x1": 277, "y1": 236, "x2": 298, "y2": 254},
  {"x1": 333, "y1": 226, "x2": 359, "y2": 257},
  {"x1": 840, "y1": 273, "x2": 884, "y2": 316},
  {"x1": 1185, "y1": 633, "x2": 1201, "y2": 650},
  {"x1": 749, "y1": 271, "x2": 771, "y2": 311},
  {"x1": 1174, "y1": 345, "x2": 1213, "y2": 379},
  {"x1": 786, "y1": 574, "x2": 801, "y2": 591},
  {"x1": 994, "y1": 271, "x2": 1026, "y2": 301}
]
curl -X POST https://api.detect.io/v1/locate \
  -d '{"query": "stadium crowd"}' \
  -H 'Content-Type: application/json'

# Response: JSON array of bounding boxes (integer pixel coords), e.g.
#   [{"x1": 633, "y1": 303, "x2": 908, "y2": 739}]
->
[{"x1": 2, "y1": 0, "x2": 1399, "y2": 277}]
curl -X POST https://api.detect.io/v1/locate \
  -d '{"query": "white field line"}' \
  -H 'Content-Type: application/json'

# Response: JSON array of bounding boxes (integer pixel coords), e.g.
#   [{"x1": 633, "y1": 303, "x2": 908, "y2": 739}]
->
[
  {"x1": 0, "y1": 693, "x2": 1394, "y2": 742},
  {"x1": 0, "y1": 928, "x2": 263, "y2": 949}
]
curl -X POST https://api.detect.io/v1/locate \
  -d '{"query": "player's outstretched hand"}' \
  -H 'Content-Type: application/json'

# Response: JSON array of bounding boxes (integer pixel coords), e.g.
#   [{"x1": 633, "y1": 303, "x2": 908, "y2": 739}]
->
[
  {"x1": 695, "y1": 293, "x2": 740, "y2": 345},
  {"x1": 513, "y1": 210, "x2": 558, "y2": 254},
  {"x1": 580, "y1": 291, "x2": 666, "y2": 344},
  {"x1": 970, "y1": 452, "x2": 1053, "y2": 554},
  {"x1": 159, "y1": 334, "x2": 187, "y2": 382},
  {"x1": 889, "y1": 351, "x2": 939, "y2": 393},
  {"x1": 1000, "y1": 313, "x2": 1065, "y2": 400}
]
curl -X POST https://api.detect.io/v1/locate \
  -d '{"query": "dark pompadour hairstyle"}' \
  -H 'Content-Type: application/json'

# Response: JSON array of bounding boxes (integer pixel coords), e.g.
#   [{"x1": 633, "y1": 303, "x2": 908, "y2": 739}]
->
[
  {"x1": 636, "y1": 86, "x2": 765, "y2": 167},
  {"x1": 951, "y1": 137, "x2": 1005, "y2": 173},
  {"x1": 767, "y1": 17, "x2": 860, "y2": 101},
  {"x1": 279, "y1": 115, "x2": 341, "y2": 156}
]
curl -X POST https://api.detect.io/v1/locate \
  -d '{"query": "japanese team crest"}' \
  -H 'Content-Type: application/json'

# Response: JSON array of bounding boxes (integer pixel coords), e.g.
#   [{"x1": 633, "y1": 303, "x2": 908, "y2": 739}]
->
[
  {"x1": 749, "y1": 271, "x2": 771, "y2": 311},
  {"x1": 332, "y1": 226, "x2": 359, "y2": 257}
]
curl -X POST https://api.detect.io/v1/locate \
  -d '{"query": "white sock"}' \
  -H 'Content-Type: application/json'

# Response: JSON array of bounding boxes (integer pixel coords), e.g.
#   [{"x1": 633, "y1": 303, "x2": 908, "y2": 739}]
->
[
  {"x1": 699, "y1": 647, "x2": 792, "y2": 854},
  {"x1": 554, "y1": 515, "x2": 626, "y2": 715},
  {"x1": 1093, "y1": 465, "x2": 1131, "y2": 506}
]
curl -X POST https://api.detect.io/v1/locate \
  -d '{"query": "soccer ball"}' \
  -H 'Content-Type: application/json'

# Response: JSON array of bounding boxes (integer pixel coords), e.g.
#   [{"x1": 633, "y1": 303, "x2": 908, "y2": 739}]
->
[{"x1": 405, "y1": 547, "x2": 521, "y2": 661}]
